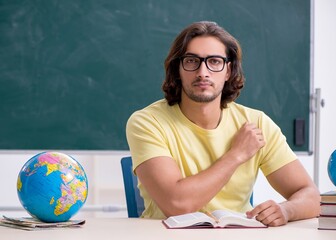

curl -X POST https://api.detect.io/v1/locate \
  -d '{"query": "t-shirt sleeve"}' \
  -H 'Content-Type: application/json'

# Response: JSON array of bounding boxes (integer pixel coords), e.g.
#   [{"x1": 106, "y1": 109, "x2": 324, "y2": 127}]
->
[
  {"x1": 126, "y1": 110, "x2": 172, "y2": 172},
  {"x1": 258, "y1": 113, "x2": 297, "y2": 176}
]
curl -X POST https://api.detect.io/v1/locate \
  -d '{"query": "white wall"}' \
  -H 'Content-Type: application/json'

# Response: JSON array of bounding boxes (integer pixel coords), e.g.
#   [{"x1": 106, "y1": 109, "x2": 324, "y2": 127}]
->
[
  {"x1": 0, "y1": 0, "x2": 335, "y2": 215},
  {"x1": 253, "y1": 0, "x2": 336, "y2": 204},
  {"x1": 313, "y1": 0, "x2": 336, "y2": 193}
]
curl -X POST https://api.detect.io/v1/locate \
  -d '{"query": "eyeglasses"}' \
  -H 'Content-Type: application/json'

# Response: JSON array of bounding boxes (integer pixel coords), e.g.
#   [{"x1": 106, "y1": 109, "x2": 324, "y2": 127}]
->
[{"x1": 180, "y1": 55, "x2": 230, "y2": 72}]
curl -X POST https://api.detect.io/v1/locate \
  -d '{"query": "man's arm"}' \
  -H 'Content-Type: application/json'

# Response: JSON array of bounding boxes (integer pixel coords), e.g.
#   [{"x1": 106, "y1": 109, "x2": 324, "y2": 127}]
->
[
  {"x1": 135, "y1": 122, "x2": 265, "y2": 217},
  {"x1": 136, "y1": 153, "x2": 241, "y2": 217},
  {"x1": 246, "y1": 160, "x2": 320, "y2": 226}
]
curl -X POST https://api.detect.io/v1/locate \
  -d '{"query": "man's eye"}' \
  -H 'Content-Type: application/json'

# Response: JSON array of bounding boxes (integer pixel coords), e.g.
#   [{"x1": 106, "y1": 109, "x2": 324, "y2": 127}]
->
[
  {"x1": 186, "y1": 58, "x2": 198, "y2": 63},
  {"x1": 208, "y1": 58, "x2": 222, "y2": 65}
]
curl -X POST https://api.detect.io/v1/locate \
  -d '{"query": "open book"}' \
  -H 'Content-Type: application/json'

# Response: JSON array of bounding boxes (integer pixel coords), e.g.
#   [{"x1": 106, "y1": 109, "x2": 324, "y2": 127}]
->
[{"x1": 163, "y1": 210, "x2": 267, "y2": 229}]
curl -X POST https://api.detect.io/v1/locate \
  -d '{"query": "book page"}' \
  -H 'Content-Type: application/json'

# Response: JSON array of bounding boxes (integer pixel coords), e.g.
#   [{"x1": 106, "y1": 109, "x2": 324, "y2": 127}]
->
[
  {"x1": 211, "y1": 210, "x2": 266, "y2": 228},
  {"x1": 163, "y1": 212, "x2": 216, "y2": 228},
  {"x1": 320, "y1": 191, "x2": 336, "y2": 203},
  {"x1": 212, "y1": 210, "x2": 247, "y2": 220}
]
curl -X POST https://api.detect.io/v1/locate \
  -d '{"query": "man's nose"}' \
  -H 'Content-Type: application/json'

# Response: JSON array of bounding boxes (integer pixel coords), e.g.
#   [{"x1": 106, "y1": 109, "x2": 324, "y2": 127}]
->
[{"x1": 196, "y1": 61, "x2": 210, "y2": 77}]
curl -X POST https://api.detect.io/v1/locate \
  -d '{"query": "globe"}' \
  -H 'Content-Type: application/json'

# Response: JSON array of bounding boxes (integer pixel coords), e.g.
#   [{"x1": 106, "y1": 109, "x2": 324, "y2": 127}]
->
[
  {"x1": 17, "y1": 152, "x2": 88, "y2": 222},
  {"x1": 328, "y1": 150, "x2": 336, "y2": 187}
]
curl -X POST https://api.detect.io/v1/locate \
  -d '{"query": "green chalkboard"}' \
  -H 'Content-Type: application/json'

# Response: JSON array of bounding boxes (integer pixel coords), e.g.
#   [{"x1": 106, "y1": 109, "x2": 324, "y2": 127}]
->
[{"x1": 0, "y1": 0, "x2": 311, "y2": 151}]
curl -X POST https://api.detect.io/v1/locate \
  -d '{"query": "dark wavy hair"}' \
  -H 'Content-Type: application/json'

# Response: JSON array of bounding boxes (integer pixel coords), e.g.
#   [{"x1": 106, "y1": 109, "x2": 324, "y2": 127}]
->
[{"x1": 162, "y1": 21, "x2": 245, "y2": 109}]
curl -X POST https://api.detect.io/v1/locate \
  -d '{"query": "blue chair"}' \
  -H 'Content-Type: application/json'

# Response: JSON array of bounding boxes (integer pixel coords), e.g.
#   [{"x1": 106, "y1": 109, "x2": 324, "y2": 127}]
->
[
  {"x1": 120, "y1": 156, "x2": 253, "y2": 217},
  {"x1": 120, "y1": 156, "x2": 145, "y2": 218}
]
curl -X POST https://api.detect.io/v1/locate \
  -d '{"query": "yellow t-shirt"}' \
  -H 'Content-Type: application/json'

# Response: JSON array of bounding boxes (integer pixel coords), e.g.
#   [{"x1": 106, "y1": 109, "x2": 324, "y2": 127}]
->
[{"x1": 126, "y1": 99, "x2": 297, "y2": 219}]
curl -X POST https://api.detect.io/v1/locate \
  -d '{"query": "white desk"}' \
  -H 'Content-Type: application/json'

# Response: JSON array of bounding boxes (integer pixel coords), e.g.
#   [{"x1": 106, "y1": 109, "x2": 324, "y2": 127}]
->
[{"x1": 0, "y1": 217, "x2": 334, "y2": 240}]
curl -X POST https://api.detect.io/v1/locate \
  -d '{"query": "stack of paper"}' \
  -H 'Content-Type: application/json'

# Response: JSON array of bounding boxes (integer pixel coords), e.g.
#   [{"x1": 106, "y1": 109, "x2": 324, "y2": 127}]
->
[{"x1": 0, "y1": 215, "x2": 85, "y2": 231}]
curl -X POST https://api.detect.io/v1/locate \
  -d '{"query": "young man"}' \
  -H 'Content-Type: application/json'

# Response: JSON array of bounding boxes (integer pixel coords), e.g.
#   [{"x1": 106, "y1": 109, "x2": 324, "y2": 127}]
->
[{"x1": 126, "y1": 21, "x2": 320, "y2": 226}]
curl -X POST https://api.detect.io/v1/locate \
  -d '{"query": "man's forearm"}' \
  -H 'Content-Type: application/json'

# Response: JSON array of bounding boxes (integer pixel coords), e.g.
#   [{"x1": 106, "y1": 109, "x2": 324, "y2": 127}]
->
[{"x1": 282, "y1": 186, "x2": 320, "y2": 221}]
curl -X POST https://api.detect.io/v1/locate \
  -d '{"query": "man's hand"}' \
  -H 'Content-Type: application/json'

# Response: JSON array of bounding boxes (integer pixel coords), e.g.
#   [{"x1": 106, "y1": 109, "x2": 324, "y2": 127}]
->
[
  {"x1": 229, "y1": 122, "x2": 265, "y2": 164},
  {"x1": 246, "y1": 200, "x2": 289, "y2": 227}
]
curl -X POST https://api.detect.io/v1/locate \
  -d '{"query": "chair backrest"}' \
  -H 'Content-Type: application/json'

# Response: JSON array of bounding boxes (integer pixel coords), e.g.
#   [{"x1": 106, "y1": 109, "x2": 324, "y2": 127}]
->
[{"x1": 120, "y1": 156, "x2": 145, "y2": 218}]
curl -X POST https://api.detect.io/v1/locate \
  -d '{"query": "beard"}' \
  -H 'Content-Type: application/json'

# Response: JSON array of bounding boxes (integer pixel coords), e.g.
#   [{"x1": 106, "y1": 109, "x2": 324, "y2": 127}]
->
[
  {"x1": 184, "y1": 90, "x2": 219, "y2": 102},
  {"x1": 182, "y1": 79, "x2": 223, "y2": 103}
]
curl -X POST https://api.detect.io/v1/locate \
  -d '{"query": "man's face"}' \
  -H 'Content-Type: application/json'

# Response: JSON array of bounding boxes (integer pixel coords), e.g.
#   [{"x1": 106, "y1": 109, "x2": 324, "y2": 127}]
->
[{"x1": 179, "y1": 36, "x2": 231, "y2": 104}]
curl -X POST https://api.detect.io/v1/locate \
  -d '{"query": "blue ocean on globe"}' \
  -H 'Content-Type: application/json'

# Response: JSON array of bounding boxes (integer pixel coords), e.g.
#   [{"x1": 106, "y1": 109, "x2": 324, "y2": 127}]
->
[
  {"x1": 328, "y1": 150, "x2": 336, "y2": 187},
  {"x1": 17, "y1": 152, "x2": 88, "y2": 222}
]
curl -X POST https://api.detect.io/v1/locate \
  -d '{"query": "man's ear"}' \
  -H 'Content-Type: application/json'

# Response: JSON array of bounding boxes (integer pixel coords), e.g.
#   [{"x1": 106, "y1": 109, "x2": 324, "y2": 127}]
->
[{"x1": 225, "y1": 62, "x2": 232, "y2": 81}]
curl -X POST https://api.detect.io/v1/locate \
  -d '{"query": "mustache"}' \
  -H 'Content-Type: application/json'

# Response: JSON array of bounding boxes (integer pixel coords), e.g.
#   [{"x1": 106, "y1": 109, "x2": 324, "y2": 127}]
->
[{"x1": 192, "y1": 77, "x2": 213, "y2": 85}]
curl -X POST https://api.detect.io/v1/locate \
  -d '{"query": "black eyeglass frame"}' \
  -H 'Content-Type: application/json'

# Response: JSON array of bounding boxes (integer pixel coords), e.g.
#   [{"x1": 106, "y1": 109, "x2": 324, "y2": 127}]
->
[{"x1": 180, "y1": 55, "x2": 231, "y2": 72}]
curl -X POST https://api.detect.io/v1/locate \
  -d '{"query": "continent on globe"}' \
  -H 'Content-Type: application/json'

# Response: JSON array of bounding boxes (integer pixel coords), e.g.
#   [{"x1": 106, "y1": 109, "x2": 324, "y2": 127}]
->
[
  {"x1": 17, "y1": 152, "x2": 88, "y2": 222},
  {"x1": 328, "y1": 149, "x2": 336, "y2": 186}
]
